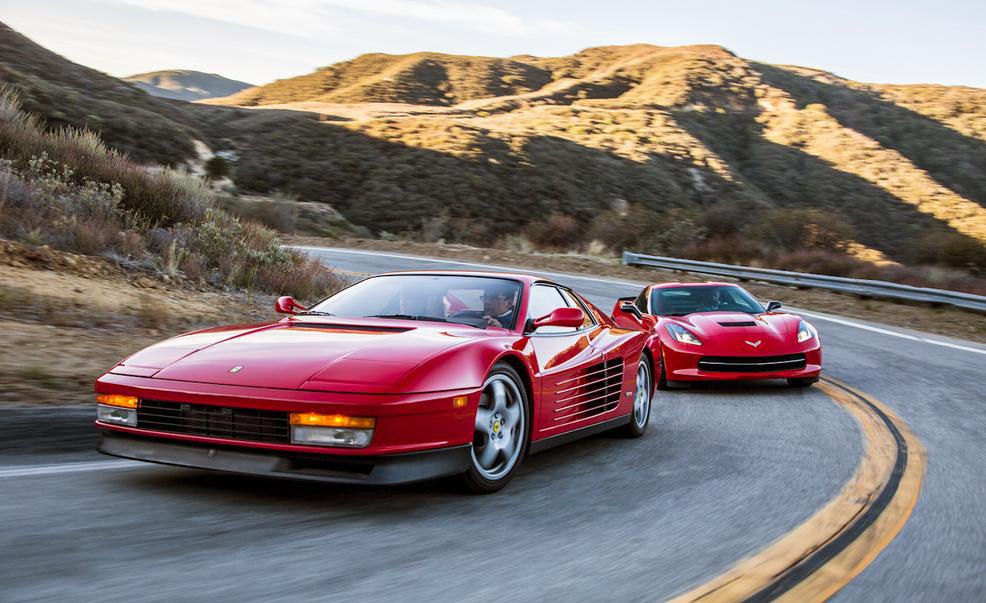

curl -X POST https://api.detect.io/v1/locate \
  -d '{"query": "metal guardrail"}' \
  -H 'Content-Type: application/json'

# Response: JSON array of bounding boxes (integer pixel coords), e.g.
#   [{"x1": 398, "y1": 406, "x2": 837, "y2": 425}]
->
[{"x1": 622, "y1": 251, "x2": 986, "y2": 313}]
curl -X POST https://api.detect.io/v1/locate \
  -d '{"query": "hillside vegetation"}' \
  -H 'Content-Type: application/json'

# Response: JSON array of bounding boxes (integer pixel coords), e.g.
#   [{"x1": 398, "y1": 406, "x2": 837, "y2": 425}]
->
[
  {"x1": 2, "y1": 22, "x2": 984, "y2": 289},
  {"x1": 124, "y1": 70, "x2": 253, "y2": 101},
  {"x1": 0, "y1": 87, "x2": 337, "y2": 300}
]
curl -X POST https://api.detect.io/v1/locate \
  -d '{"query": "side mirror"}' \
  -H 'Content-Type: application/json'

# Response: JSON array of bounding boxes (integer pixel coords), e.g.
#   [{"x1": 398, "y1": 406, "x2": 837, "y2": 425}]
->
[
  {"x1": 765, "y1": 301, "x2": 782, "y2": 312},
  {"x1": 275, "y1": 296, "x2": 307, "y2": 315},
  {"x1": 529, "y1": 307, "x2": 584, "y2": 332},
  {"x1": 620, "y1": 301, "x2": 644, "y2": 320}
]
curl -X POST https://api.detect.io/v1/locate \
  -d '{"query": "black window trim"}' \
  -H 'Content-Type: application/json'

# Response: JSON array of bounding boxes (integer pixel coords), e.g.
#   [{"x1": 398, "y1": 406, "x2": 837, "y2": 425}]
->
[{"x1": 526, "y1": 282, "x2": 600, "y2": 338}]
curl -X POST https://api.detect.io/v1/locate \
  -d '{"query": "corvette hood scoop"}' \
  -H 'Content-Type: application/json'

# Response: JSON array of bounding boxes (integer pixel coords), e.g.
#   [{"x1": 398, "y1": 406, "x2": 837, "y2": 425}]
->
[{"x1": 126, "y1": 320, "x2": 472, "y2": 392}]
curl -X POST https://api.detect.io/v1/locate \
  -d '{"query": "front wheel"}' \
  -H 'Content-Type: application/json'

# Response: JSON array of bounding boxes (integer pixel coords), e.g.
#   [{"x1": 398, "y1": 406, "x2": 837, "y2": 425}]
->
[
  {"x1": 619, "y1": 355, "x2": 652, "y2": 438},
  {"x1": 459, "y1": 363, "x2": 529, "y2": 494}
]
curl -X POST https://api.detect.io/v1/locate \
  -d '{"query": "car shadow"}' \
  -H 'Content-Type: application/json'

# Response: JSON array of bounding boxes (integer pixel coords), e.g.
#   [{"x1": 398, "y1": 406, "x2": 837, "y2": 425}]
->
[{"x1": 662, "y1": 379, "x2": 817, "y2": 396}]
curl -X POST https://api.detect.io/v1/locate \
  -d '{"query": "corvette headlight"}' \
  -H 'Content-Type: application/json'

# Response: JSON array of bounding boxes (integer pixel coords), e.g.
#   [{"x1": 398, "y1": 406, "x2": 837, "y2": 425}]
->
[
  {"x1": 797, "y1": 320, "x2": 816, "y2": 343},
  {"x1": 666, "y1": 322, "x2": 702, "y2": 345}
]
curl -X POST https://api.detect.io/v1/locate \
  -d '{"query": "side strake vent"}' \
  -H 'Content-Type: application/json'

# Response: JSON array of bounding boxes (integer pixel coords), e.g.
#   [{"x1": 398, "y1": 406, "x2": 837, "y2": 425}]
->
[
  {"x1": 718, "y1": 321, "x2": 757, "y2": 327},
  {"x1": 553, "y1": 358, "x2": 624, "y2": 425}
]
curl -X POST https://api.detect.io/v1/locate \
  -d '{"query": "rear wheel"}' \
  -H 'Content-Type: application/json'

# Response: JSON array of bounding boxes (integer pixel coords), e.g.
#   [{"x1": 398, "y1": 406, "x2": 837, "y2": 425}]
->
[
  {"x1": 620, "y1": 355, "x2": 652, "y2": 438},
  {"x1": 788, "y1": 376, "x2": 819, "y2": 387},
  {"x1": 459, "y1": 363, "x2": 529, "y2": 494}
]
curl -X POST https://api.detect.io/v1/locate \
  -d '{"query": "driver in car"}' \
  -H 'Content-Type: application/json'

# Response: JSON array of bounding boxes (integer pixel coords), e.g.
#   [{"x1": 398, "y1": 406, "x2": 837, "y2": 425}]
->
[{"x1": 482, "y1": 283, "x2": 516, "y2": 329}]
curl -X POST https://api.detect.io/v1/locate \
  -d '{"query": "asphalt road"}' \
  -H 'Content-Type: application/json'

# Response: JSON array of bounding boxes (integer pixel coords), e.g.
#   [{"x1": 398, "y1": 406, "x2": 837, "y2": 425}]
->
[{"x1": 1, "y1": 247, "x2": 983, "y2": 602}]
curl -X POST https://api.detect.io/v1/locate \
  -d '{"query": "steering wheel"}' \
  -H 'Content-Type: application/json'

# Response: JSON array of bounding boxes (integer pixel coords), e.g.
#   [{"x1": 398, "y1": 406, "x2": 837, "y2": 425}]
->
[{"x1": 448, "y1": 309, "x2": 487, "y2": 327}]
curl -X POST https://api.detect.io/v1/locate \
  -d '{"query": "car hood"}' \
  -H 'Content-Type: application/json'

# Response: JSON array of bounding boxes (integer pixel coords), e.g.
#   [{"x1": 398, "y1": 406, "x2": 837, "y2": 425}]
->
[
  {"x1": 113, "y1": 317, "x2": 484, "y2": 393},
  {"x1": 664, "y1": 312, "x2": 801, "y2": 354}
]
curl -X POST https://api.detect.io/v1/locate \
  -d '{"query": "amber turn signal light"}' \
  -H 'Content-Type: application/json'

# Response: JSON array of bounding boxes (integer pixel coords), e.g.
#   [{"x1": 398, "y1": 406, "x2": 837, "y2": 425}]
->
[
  {"x1": 96, "y1": 394, "x2": 139, "y2": 409},
  {"x1": 289, "y1": 413, "x2": 376, "y2": 429},
  {"x1": 453, "y1": 396, "x2": 468, "y2": 408}
]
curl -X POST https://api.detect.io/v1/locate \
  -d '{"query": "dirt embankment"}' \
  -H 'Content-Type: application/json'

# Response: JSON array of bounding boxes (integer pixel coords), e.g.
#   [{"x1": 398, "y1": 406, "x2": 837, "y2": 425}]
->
[{"x1": 0, "y1": 241, "x2": 277, "y2": 405}]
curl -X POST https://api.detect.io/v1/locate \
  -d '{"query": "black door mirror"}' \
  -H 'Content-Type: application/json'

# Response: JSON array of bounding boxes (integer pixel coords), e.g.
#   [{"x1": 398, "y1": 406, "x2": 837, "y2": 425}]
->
[
  {"x1": 620, "y1": 301, "x2": 643, "y2": 320},
  {"x1": 765, "y1": 300, "x2": 782, "y2": 312}
]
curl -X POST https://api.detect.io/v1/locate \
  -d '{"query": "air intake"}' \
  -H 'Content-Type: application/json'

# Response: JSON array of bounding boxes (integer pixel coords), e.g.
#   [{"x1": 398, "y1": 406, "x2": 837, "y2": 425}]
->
[
  {"x1": 718, "y1": 321, "x2": 757, "y2": 327},
  {"x1": 552, "y1": 358, "x2": 624, "y2": 426}
]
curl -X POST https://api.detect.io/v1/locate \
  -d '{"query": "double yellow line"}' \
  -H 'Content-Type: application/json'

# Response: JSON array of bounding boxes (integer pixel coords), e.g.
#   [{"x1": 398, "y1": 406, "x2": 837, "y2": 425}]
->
[{"x1": 672, "y1": 377, "x2": 927, "y2": 602}]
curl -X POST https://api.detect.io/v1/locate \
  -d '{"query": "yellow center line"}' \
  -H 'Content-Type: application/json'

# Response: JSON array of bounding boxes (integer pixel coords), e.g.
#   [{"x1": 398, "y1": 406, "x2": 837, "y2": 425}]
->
[{"x1": 670, "y1": 377, "x2": 926, "y2": 602}]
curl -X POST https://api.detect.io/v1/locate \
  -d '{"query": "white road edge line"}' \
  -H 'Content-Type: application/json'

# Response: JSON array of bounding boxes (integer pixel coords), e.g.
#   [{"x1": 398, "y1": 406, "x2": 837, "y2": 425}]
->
[
  {"x1": 791, "y1": 309, "x2": 986, "y2": 356},
  {"x1": 296, "y1": 246, "x2": 986, "y2": 357},
  {"x1": 0, "y1": 460, "x2": 145, "y2": 479}
]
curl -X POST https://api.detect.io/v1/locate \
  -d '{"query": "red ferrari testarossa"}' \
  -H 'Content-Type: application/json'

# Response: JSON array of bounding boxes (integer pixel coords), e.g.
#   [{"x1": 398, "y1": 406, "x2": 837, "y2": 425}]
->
[
  {"x1": 612, "y1": 282, "x2": 821, "y2": 389},
  {"x1": 96, "y1": 272, "x2": 654, "y2": 492}
]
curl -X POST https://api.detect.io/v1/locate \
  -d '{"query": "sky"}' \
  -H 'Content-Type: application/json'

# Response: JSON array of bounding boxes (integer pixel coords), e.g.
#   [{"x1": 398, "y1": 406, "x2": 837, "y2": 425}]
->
[{"x1": 1, "y1": 0, "x2": 983, "y2": 88}]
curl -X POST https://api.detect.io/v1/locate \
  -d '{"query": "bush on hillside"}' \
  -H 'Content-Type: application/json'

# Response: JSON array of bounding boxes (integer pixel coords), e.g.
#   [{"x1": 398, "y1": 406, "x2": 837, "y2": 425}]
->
[{"x1": 0, "y1": 88, "x2": 340, "y2": 301}]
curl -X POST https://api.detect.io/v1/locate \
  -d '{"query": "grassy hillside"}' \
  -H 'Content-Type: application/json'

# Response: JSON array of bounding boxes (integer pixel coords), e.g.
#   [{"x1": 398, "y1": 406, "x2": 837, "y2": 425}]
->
[
  {"x1": 0, "y1": 87, "x2": 337, "y2": 300},
  {"x1": 2, "y1": 21, "x2": 984, "y2": 285},
  {"x1": 124, "y1": 70, "x2": 253, "y2": 101}
]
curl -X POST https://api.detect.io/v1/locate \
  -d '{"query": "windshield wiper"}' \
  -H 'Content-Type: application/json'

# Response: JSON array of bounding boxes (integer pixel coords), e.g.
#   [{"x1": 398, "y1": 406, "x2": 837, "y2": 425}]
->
[
  {"x1": 368, "y1": 314, "x2": 448, "y2": 322},
  {"x1": 296, "y1": 310, "x2": 335, "y2": 316}
]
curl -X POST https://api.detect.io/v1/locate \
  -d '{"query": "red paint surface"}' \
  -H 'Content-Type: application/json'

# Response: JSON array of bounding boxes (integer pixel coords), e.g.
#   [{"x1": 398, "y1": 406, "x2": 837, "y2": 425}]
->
[
  {"x1": 95, "y1": 272, "x2": 650, "y2": 457},
  {"x1": 612, "y1": 283, "x2": 823, "y2": 382}
]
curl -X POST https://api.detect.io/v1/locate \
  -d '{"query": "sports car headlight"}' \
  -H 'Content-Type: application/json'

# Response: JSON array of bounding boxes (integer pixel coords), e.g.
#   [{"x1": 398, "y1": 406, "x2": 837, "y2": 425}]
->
[
  {"x1": 289, "y1": 413, "x2": 375, "y2": 448},
  {"x1": 666, "y1": 322, "x2": 702, "y2": 345},
  {"x1": 797, "y1": 320, "x2": 816, "y2": 343},
  {"x1": 97, "y1": 404, "x2": 137, "y2": 426}
]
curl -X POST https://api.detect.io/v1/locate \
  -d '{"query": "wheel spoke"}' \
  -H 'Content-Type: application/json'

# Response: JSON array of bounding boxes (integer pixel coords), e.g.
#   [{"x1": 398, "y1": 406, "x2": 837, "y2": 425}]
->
[
  {"x1": 475, "y1": 407, "x2": 493, "y2": 432},
  {"x1": 503, "y1": 401, "x2": 521, "y2": 428},
  {"x1": 491, "y1": 380, "x2": 508, "y2": 413},
  {"x1": 477, "y1": 442, "x2": 498, "y2": 467}
]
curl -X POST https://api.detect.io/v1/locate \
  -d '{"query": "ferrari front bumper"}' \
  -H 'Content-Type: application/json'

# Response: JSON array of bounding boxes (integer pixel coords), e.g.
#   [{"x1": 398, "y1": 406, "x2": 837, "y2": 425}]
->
[{"x1": 99, "y1": 431, "x2": 472, "y2": 485}]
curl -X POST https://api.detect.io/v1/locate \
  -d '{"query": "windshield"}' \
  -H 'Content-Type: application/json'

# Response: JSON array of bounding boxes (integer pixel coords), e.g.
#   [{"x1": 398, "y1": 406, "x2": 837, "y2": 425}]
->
[
  {"x1": 308, "y1": 275, "x2": 523, "y2": 329},
  {"x1": 650, "y1": 285, "x2": 765, "y2": 316}
]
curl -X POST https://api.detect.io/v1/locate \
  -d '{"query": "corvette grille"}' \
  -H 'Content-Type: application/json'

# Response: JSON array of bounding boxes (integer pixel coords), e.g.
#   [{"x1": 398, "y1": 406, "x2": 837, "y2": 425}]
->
[
  {"x1": 698, "y1": 353, "x2": 807, "y2": 373},
  {"x1": 137, "y1": 400, "x2": 290, "y2": 443},
  {"x1": 553, "y1": 358, "x2": 624, "y2": 424}
]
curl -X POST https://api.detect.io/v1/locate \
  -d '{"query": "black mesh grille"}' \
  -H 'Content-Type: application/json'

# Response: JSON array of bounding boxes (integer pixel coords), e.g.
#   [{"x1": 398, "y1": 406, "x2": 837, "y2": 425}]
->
[
  {"x1": 698, "y1": 353, "x2": 807, "y2": 373},
  {"x1": 137, "y1": 400, "x2": 290, "y2": 443}
]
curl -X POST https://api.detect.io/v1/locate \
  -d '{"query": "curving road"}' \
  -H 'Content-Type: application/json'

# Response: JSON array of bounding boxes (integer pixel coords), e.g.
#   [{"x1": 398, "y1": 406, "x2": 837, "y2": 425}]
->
[{"x1": 0, "y1": 247, "x2": 983, "y2": 602}]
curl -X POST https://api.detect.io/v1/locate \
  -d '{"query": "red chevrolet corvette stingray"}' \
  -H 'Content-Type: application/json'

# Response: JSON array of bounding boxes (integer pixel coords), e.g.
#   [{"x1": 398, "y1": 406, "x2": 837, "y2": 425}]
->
[
  {"x1": 95, "y1": 272, "x2": 654, "y2": 493},
  {"x1": 612, "y1": 282, "x2": 821, "y2": 389}
]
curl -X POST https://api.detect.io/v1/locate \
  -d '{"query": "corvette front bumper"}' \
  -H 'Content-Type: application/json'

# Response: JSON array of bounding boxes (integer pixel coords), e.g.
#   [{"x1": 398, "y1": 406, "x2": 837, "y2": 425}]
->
[
  {"x1": 99, "y1": 431, "x2": 472, "y2": 485},
  {"x1": 664, "y1": 346, "x2": 822, "y2": 381}
]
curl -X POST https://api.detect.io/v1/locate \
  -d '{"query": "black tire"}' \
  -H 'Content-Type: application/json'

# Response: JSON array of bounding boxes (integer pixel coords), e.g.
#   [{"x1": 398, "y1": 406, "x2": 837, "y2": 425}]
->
[
  {"x1": 619, "y1": 354, "x2": 653, "y2": 438},
  {"x1": 459, "y1": 362, "x2": 530, "y2": 494},
  {"x1": 788, "y1": 376, "x2": 819, "y2": 387},
  {"x1": 655, "y1": 349, "x2": 670, "y2": 391}
]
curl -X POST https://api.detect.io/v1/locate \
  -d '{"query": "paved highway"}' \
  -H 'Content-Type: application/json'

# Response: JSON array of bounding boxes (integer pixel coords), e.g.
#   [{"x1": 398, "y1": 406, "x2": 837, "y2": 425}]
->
[{"x1": 0, "y1": 247, "x2": 983, "y2": 601}]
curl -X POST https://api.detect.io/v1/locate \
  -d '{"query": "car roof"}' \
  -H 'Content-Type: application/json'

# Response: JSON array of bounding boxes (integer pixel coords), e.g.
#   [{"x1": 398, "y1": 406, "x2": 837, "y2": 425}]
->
[
  {"x1": 377, "y1": 270, "x2": 548, "y2": 286},
  {"x1": 649, "y1": 281, "x2": 738, "y2": 290}
]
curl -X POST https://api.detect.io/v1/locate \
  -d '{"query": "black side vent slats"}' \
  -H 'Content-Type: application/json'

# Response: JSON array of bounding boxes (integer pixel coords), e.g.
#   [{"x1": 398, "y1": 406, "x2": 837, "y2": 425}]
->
[
  {"x1": 553, "y1": 358, "x2": 624, "y2": 424},
  {"x1": 718, "y1": 321, "x2": 758, "y2": 327}
]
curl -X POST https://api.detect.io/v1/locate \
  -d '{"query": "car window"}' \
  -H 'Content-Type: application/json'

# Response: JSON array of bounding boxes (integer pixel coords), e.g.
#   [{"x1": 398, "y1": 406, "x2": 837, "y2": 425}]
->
[
  {"x1": 559, "y1": 289, "x2": 596, "y2": 329},
  {"x1": 527, "y1": 285, "x2": 577, "y2": 334},
  {"x1": 310, "y1": 275, "x2": 522, "y2": 328},
  {"x1": 650, "y1": 285, "x2": 765, "y2": 315}
]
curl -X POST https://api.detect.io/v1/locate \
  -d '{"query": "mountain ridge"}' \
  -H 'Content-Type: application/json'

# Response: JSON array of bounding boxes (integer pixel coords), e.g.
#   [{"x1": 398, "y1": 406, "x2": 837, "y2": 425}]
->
[
  {"x1": 1, "y1": 21, "x2": 984, "y2": 279},
  {"x1": 124, "y1": 69, "x2": 253, "y2": 101}
]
